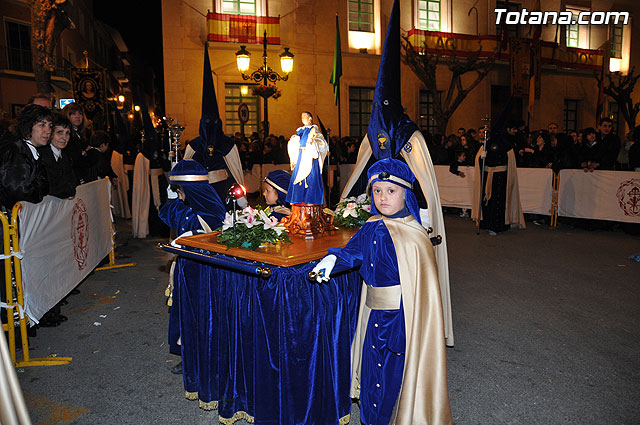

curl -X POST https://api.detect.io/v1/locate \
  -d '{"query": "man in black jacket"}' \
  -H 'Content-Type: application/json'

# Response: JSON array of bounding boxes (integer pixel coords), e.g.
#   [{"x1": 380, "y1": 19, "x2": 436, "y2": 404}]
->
[
  {"x1": 38, "y1": 114, "x2": 77, "y2": 199},
  {"x1": 598, "y1": 117, "x2": 621, "y2": 170}
]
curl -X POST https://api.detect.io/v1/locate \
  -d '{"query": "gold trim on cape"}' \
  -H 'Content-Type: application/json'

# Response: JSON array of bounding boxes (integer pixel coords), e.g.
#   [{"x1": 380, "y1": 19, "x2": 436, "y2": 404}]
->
[
  {"x1": 264, "y1": 177, "x2": 288, "y2": 194},
  {"x1": 169, "y1": 174, "x2": 210, "y2": 182}
]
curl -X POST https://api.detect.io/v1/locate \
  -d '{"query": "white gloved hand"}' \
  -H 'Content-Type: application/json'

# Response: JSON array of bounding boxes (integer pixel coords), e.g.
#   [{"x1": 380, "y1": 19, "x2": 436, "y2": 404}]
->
[
  {"x1": 311, "y1": 254, "x2": 337, "y2": 283},
  {"x1": 167, "y1": 186, "x2": 179, "y2": 200},
  {"x1": 236, "y1": 196, "x2": 248, "y2": 209}
]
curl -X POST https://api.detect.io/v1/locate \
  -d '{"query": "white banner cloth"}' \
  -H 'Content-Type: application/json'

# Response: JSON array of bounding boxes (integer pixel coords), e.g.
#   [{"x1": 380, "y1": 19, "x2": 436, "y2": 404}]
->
[
  {"x1": 433, "y1": 166, "x2": 553, "y2": 215},
  {"x1": 516, "y1": 168, "x2": 554, "y2": 215},
  {"x1": 558, "y1": 170, "x2": 640, "y2": 223},
  {"x1": 433, "y1": 166, "x2": 475, "y2": 208},
  {"x1": 18, "y1": 179, "x2": 113, "y2": 323}
]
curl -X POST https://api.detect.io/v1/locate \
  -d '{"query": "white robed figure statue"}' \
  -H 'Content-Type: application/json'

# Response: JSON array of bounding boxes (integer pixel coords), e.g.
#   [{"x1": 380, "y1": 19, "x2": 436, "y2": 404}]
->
[{"x1": 286, "y1": 111, "x2": 328, "y2": 205}]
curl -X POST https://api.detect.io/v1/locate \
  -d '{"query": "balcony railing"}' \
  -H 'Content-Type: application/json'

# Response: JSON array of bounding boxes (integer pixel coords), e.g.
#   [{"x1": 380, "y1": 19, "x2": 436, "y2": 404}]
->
[
  {"x1": 407, "y1": 29, "x2": 605, "y2": 71},
  {"x1": 206, "y1": 12, "x2": 280, "y2": 45},
  {"x1": 0, "y1": 46, "x2": 74, "y2": 80}
]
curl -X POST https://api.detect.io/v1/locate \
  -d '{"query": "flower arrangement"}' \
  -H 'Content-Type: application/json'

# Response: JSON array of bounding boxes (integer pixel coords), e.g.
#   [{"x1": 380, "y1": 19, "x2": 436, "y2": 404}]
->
[
  {"x1": 333, "y1": 194, "x2": 371, "y2": 228},
  {"x1": 216, "y1": 206, "x2": 291, "y2": 250},
  {"x1": 253, "y1": 84, "x2": 282, "y2": 100}
]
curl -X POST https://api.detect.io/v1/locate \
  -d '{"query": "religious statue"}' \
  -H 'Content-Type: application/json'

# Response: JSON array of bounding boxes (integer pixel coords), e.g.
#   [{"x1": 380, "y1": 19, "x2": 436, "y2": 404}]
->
[
  {"x1": 281, "y1": 111, "x2": 334, "y2": 238},
  {"x1": 286, "y1": 111, "x2": 328, "y2": 205}
]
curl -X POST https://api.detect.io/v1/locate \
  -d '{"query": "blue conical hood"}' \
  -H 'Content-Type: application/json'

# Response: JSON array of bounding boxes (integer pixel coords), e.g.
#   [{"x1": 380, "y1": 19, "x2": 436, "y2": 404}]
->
[
  {"x1": 366, "y1": 0, "x2": 418, "y2": 159},
  {"x1": 189, "y1": 43, "x2": 235, "y2": 156}
]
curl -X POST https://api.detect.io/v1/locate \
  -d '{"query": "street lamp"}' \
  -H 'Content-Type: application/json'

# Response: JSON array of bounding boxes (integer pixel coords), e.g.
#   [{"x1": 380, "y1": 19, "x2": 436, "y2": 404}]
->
[{"x1": 235, "y1": 31, "x2": 294, "y2": 139}]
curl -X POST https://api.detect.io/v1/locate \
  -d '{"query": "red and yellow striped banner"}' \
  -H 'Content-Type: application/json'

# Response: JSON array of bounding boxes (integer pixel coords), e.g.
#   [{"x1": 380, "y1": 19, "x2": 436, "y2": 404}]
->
[
  {"x1": 207, "y1": 12, "x2": 280, "y2": 45},
  {"x1": 407, "y1": 29, "x2": 603, "y2": 71}
]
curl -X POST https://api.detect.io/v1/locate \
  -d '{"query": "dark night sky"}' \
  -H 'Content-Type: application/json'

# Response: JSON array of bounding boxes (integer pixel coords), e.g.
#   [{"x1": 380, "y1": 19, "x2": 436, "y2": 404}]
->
[{"x1": 93, "y1": 0, "x2": 164, "y2": 106}]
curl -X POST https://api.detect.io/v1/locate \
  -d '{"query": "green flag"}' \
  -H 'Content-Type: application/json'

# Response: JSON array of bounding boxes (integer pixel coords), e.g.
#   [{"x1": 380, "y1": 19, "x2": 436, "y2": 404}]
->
[{"x1": 329, "y1": 14, "x2": 342, "y2": 105}]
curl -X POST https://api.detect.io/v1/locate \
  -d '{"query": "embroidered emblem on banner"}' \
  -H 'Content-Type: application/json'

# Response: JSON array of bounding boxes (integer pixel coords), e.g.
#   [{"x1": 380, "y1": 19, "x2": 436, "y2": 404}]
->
[
  {"x1": 71, "y1": 199, "x2": 90, "y2": 270},
  {"x1": 616, "y1": 178, "x2": 640, "y2": 217}
]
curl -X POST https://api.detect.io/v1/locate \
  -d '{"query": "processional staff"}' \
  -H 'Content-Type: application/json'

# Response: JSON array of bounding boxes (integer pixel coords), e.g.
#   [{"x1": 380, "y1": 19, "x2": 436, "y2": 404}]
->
[{"x1": 476, "y1": 115, "x2": 490, "y2": 235}]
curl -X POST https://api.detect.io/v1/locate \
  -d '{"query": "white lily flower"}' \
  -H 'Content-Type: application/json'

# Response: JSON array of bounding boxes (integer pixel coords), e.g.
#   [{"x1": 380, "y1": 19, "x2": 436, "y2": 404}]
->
[
  {"x1": 343, "y1": 202, "x2": 358, "y2": 218},
  {"x1": 259, "y1": 210, "x2": 279, "y2": 230},
  {"x1": 243, "y1": 206, "x2": 256, "y2": 217},
  {"x1": 221, "y1": 212, "x2": 235, "y2": 231},
  {"x1": 271, "y1": 225, "x2": 286, "y2": 236},
  {"x1": 362, "y1": 204, "x2": 371, "y2": 213},
  {"x1": 356, "y1": 193, "x2": 368, "y2": 204}
]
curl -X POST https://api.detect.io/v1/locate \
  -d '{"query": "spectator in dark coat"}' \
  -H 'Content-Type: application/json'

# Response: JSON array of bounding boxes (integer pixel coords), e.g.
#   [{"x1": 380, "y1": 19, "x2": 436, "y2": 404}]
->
[
  {"x1": 80, "y1": 131, "x2": 118, "y2": 183},
  {"x1": 549, "y1": 130, "x2": 575, "y2": 172},
  {"x1": 598, "y1": 117, "x2": 620, "y2": 170},
  {"x1": 459, "y1": 134, "x2": 478, "y2": 164},
  {"x1": 528, "y1": 131, "x2": 553, "y2": 168},
  {"x1": 62, "y1": 102, "x2": 92, "y2": 182},
  {"x1": 0, "y1": 104, "x2": 51, "y2": 211},
  {"x1": 429, "y1": 134, "x2": 448, "y2": 165},
  {"x1": 37, "y1": 114, "x2": 77, "y2": 199},
  {"x1": 579, "y1": 127, "x2": 607, "y2": 172}
]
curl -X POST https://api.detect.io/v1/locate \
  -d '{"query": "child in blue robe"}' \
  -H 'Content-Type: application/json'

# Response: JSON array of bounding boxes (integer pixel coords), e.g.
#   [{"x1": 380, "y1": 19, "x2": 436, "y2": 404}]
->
[
  {"x1": 313, "y1": 158, "x2": 452, "y2": 425},
  {"x1": 263, "y1": 169, "x2": 291, "y2": 221},
  {"x1": 158, "y1": 159, "x2": 227, "y2": 368},
  {"x1": 159, "y1": 159, "x2": 226, "y2": 234}
]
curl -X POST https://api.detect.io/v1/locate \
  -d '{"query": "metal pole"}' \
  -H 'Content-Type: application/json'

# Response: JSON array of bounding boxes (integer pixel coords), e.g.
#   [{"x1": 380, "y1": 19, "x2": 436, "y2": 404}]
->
[
  {"x1": 337, "y1": 84, "x2": 342, "y2": 139},
  {"x1": 262, "y1": 31, "x2": 269, "y2": 141}
]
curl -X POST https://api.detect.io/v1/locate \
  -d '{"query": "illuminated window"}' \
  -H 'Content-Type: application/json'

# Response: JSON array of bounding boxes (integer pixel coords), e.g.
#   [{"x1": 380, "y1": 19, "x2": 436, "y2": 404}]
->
[
  {"x1": 419, "y1": 90, "x2": 440, "y2": 135},
  {"x1": 563, "y1": 99, "x2": 578, "y2": 133},
  {"x1": 222, "y1": 0, "x2": 256, "y2": 15},
  {"x1": 418, "y1": 0, "x2": 440, "y2": 31},
  {"x1": 349, "y1": 87, "x2": 374, "y2": 138},
  {"x1": 5, "y1": 21, "x2": 32, "y2": 72},
  {"x1": 349, "y1": 0, "x2": 374, "y2": 32},
  {"x1": 610, "y1": 23, "x2": 623, "y2": 59},
  {"x1": 566, "y1": 12, "x2": 579, "y2": 47},
  {"x1": 225, "y1": 83, "x2": 259, "y2": 136}
]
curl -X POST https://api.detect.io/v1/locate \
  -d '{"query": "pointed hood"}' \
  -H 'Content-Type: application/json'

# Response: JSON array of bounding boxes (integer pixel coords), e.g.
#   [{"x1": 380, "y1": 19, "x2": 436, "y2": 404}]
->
[
  {"x1": 189, "y1": 43, "x2": 235, "y2": 157},
  {"x1": 366, "y1": 0, "x2": 419, "y2": 159}
]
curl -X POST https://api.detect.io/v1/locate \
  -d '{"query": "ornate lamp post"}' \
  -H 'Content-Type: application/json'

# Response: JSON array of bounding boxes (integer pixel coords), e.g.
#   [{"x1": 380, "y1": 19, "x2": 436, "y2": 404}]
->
[{"x1": 235, "y1": 31, "x2": 294, "y2": 140}]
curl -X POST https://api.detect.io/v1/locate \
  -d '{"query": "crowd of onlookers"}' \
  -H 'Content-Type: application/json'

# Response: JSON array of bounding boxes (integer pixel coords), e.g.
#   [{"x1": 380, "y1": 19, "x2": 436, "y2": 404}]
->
[
  {"x1": 430, "y1": 119, "x2": 640, "y2": 174},
  {"x1": 0, "y1": 93, "x2": 118, "y2": 328},
  {"x1": 231, "y1": 131, "x2": 361, "y2": 170},
  {"x1": 232, "y1": 118, "x2": 640, "y2": 174}
]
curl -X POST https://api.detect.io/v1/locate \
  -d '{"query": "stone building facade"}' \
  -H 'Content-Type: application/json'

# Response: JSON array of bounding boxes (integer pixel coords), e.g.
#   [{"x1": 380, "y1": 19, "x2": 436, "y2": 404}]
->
[{"x1": 162, "y1": 0, "x2": 640, "y2": 142}]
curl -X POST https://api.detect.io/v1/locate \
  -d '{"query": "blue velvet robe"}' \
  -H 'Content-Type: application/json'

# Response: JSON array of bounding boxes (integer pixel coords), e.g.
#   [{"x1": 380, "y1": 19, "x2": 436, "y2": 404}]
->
[
  {"x1": 286, "y1": 126, "x2": 324, "y2": 205},
  {"x1": 158, "y1": 199, "x2": 208, "y2": 355},
  {"x1": 158, "y1": 199, "x2": 205, "y2": 234},
  {"x1": 329, "y1": 220, "x2": 406, "y2": 425}
]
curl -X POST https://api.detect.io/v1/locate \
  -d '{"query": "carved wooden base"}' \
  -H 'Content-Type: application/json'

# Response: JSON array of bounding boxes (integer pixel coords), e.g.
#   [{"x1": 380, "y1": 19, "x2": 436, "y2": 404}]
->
[{"x1": 280, "y1": 203, "x2": 337, "y2": 239}]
